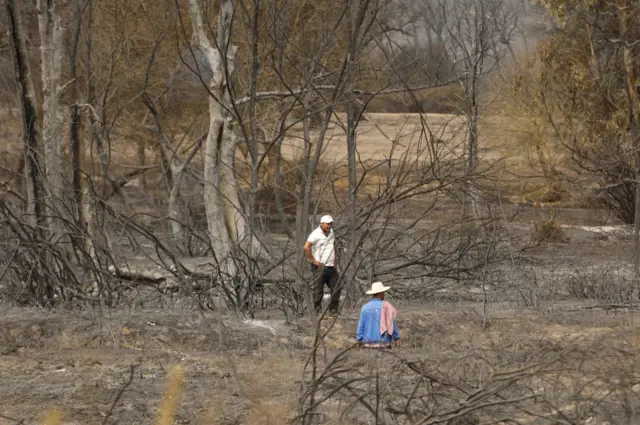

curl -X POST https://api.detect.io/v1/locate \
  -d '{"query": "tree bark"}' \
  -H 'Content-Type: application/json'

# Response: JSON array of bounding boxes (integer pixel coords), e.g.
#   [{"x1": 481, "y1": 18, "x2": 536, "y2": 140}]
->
[
  {"x1": 81, "y1": 174, "x2": 99, "y2": 267},
  {"x1": 137, "y1": 141, "x2": 146, "y2": 190},
  {"x1": 69, "y1": 0, "x2": 88, "y2": 225},
  {"x1": 344, "y1": 0, "x2": 367, "y2": 306},
  {"x1": 345, "y1": 101, "x2": 359, "y2": 304},
  {"x1": 6, "y1": 0, "x2": 46, "y2": 228},
  {"x1": 142, "y1": 95, "x2": 205, "y2": 248},
  {"x1": 38, "y1": 0, "x2": 66, "y2": 241}
]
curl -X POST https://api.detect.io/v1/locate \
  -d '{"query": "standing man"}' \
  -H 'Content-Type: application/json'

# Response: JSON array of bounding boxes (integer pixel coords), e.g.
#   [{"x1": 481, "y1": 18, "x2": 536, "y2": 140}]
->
[{"x1": 304, "y1": 215, "x2": 340, "y2": 316}]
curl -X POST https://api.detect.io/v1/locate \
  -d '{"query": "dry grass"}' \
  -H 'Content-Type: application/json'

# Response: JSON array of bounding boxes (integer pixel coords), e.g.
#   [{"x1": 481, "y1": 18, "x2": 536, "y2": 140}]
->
[
  {"x1": 532, "y1": 219, "x2": 567, "y2": 243},
  {"x1": 244, "y1": 401, "x2": 293, "y2": 425},
  {"x1": 155, "y1": 365, "x2": 185, "y2": 425},
  {"x1": 39, "y1": 409, "x2": 64, "y2": 425}
]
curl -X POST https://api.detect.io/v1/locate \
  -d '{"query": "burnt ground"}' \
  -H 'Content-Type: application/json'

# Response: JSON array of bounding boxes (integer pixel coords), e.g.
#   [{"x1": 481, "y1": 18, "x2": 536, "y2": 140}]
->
[
  {"x1": 2, "y1": 300, "x2": 640, "y2": 425},
  {"x1": 1, "y1": 196, "x2": 640, "y2": 425},
  {"x1": 2, "y1": 211, "x2": 640, "y2": 425},
  {"x1": 2, "y1": 112, "x2": 640, "y2": 424}
]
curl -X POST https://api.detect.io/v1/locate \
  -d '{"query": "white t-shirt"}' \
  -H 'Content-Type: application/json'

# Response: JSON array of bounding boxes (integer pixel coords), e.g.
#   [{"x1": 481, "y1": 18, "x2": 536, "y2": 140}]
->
[{"x1": 306, "y1": 227, "x2": 336, "y2": 267}]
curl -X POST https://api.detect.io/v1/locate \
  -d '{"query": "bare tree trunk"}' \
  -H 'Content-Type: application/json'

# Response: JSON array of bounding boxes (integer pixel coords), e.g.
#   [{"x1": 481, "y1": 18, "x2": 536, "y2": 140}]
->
[
  {"x1": 241, "y1": 1, "x2": 261, "y2": 262},
  {"x1": 531, "y1": 128, "x2": 554, "y2": 182},
  {"x1": 6, "y1": 0, "x2": 46, "y2": 228},
  {"x1": 79, "y1": 165, "x2": 110, "y2": 289},
  {"x1": 585, "y1": 22, "x2": 601, "y2": 80},
  {"x1": 461, "y1": 0, "x2": 487, "y2": 219},
  {"x1": 141, "y1": 78, "x2": 206, "y2": 248},
  {"x1": 168, "y1": 165, "x2": 185, "y2": 242},
  {"x1": 144, "y1": 102, "x2": 186, "y2": 244},
  {"x1": 69, "y1": 0, "x2": 89, "y2": 225},
  {"x1": 81, "y1": 104, "x2": 130, "y2": 204},
  {"x1": 80, "y1": 0, "x2": 109, "y2": 269},
  {"x1": 295, "y1": 114, "x2": 315, "y2": 267},
  {"x1": 38, "y1": 0, "x2": 66, "y2": 241},
  {"x1": 345, "y1": 101, "x2": 359, "y2": 304},
  {"x1": 344, "y1": 0, "x2": 367, "y2": 306},
  {"x1": 467, "y1": 86, "x2": 480, "y2": 217},
  {"x1": 138, "y1": 141, "x2": 146, "y2": 190},
  {"x1": 81, "y1": 174, "x2": 99, "y2": 266},
  {"x1": 467, "y1": 15, "x2": 484, "y2": 219},
  {"x1": 188, "y1": 0, "x2": 269, "y2": 301},
  {"x1": 273, "y1": 129, "x2": 295, "y2": 240},
  {"x1": 295, "y1": 113, "x2": 316, "y2": 316}
]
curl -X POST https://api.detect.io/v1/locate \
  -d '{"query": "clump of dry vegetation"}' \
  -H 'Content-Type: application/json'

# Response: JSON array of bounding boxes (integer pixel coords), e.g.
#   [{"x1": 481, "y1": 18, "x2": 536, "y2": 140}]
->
[
  {"x1": 564, "y1": 265, "x2": 636, "y2": 304},
  {"x1": 532, "y1": 218, "x2": 567, "y2": 243}
]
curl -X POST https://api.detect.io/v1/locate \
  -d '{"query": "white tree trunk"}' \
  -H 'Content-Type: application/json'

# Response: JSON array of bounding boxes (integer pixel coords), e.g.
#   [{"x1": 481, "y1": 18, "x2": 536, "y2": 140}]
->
[
  {"x1": 144, "y1": 102, "x2": 188, "y2": 247},
  {"x1": 188, "y1": 0, "x2": 243, "y2": 280},
  {"x1": 219, "y1": 122, "x2": 245, "y2": 244},
  {"x1": 37, "y1": 0, "x2": 65, "y2": 237},
  {"x1": 203, "y1": 108, "x2": 234, "y2": 267},
  {"x1": 81, "y1": 176, "x2": 98, "y2": 265},
  {"x1": 168, "y1": 165, "x2": 185, "y2": 243}
]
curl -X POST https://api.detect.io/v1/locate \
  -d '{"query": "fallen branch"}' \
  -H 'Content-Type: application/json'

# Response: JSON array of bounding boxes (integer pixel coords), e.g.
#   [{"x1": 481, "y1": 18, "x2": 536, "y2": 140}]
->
[{"x1": 566, "y1": 303, "x2": 640, "y2": 312}]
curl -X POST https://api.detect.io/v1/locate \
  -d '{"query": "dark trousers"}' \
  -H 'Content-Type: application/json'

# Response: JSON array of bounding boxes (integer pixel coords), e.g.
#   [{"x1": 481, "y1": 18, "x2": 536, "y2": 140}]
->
[{"x1": 312, "y1": 265, "x2": 340, "y2": 314}]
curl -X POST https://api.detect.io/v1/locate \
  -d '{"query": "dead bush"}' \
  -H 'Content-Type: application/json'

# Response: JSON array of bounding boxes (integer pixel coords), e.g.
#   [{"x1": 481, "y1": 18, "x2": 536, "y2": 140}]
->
[
  {"x1": 564, "y1": 265, "x2": 635, "y2": 303},
  {"x1": 516, "y1": 267, "x2": 564, "y2": 309},
  {"x1": 530, "y1": 183, "x2": 563, "y2": 204},
  {"x1": 251, "y1": 156, "x2": 334, "y2": 216},
  {"x1": 447, "y1": 415, "x2": 480, "y2": 425},
  {"x1": 364, "y1": 84, "x2": 465, "y2": 114},
  {"x1": 531, "y1": 219, "x2": 567, "y2": 243}
]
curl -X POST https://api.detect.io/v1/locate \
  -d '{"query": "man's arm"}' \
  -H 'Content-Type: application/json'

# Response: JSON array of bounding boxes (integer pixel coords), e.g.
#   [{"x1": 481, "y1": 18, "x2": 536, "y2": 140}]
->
[{"x1": 304, "y1": 241, "x2": 321, "y2": 267}]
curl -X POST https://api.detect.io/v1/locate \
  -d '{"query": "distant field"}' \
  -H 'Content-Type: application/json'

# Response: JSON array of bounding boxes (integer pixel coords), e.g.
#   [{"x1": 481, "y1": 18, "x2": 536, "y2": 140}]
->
[{"x1": 0, "y1": 109, "x2": 553, "y2": 204}]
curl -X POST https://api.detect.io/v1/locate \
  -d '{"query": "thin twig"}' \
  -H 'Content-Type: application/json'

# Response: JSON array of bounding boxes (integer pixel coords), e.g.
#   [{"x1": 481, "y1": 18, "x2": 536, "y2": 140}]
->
[{"x1": 101, "y1": 364, "x2": 138, "y2": 425}]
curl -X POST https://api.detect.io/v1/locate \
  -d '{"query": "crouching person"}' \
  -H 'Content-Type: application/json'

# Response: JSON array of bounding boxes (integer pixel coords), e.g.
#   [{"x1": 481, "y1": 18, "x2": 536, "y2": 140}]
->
[{"x1": 355, "y1": 282, "x2": 400, "y2": 349}]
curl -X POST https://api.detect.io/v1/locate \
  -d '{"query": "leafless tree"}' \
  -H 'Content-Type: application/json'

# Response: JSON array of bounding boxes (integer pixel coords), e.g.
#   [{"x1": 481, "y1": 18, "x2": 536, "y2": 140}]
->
[
  {"x1": 438, "y1": 0, "x2": 518, "y2": 209},
  {"x1": 5, "y1": 0, "x2": 45, "y2": 228}
]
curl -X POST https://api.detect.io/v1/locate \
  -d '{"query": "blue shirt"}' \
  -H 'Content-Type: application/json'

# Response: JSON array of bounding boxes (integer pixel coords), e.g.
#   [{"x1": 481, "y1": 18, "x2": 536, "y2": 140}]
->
[{"x1": 355, "y1": 299, "x2": 400, "y2": 344}]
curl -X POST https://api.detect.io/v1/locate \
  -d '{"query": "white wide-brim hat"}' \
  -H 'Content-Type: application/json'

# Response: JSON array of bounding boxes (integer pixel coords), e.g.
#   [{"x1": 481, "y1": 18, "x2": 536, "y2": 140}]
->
[{"x1": 366, "y1": 281, "x2": 391, "y2": 295}]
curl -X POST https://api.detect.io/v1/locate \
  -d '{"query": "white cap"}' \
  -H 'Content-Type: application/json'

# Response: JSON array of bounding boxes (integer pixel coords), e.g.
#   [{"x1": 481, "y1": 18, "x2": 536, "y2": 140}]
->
[
  {"x1": 320, "y1": 215, "x2": 333, "y2": 224},
  {"x1": 365, "y1": 281, "x2": 391, "y2": 295}
]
